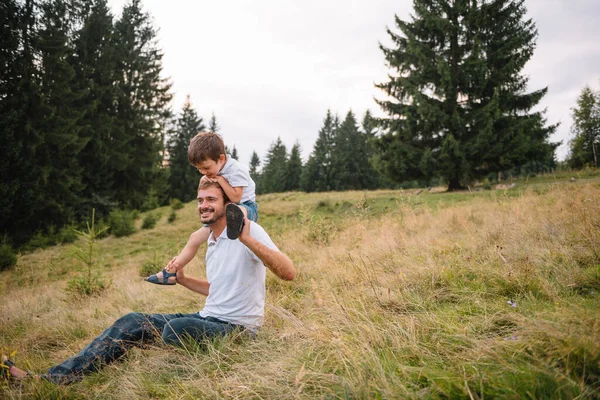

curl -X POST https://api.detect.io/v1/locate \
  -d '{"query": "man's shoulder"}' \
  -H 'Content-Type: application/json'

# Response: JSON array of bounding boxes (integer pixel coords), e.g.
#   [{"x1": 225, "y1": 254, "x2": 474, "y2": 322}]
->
[{"x1": 248, "y1": 221, "x2": 278, "y2": 250}]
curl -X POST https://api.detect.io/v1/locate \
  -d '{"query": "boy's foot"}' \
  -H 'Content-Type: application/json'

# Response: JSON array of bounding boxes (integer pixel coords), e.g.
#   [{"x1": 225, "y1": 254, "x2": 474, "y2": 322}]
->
[
  {"x1": 226, "y1": 204, "x2": 245, "y2": 240},
  {"x1": 146, "y1": 268, "x2": 177, "y2": 285}
]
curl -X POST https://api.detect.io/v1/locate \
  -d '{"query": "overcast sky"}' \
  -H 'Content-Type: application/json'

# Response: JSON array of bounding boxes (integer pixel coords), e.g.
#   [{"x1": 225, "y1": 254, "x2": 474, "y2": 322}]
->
[{"x1": 107, "y1": 0, "x2": 600, "y2": 165}]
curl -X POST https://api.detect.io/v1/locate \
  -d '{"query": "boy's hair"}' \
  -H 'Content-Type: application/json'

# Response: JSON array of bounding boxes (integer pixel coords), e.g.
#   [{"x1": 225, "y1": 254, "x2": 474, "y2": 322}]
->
[
  {"x1": 188, "y1": 131, "x2": 225, "y2": 165},
  {"x1": 197, "y1": 179, "x2": 230, "y2": 204}
]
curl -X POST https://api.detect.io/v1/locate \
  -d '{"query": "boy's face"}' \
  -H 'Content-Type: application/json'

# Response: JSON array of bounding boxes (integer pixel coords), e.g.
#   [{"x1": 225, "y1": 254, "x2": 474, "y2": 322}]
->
[{"x1": 195, "y1": 154, "x2": 226, "y2": 178}]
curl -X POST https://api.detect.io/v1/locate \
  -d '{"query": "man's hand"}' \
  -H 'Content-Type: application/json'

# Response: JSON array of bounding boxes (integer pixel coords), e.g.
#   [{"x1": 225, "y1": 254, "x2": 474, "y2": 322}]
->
[
  {"x1": 238, "y1": 215, "x2": 251, "y2": 243},
  {"x1": 175, "y1": 264, "x2": 186, "y2": 281}
]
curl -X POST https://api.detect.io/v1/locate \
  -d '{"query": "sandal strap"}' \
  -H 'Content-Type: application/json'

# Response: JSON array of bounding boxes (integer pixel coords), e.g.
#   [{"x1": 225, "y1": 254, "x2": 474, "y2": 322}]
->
[{"x1": 161, "y1": 268, "x2": 176, "y2": 283}]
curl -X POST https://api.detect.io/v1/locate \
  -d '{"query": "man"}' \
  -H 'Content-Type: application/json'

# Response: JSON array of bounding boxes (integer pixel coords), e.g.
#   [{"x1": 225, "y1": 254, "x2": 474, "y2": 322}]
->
[{"x1": 2, "y1": 180, "x2": 295, "y2": 384}]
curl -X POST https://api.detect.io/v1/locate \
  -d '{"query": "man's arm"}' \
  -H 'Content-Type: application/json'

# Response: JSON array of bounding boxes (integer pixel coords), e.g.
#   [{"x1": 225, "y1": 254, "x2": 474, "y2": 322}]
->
[
  {"x1": 176, "y1": 268, "x2": 210, "y2": 296},
  {"x1": 238, "y1": 220, "x2": 296, "y2": 281}
]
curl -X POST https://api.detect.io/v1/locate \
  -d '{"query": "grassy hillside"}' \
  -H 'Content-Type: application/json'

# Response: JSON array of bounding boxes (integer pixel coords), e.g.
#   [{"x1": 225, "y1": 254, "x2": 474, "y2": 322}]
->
[{"x1": 1, "y1": 171, "x2": 599, "y2": 399}]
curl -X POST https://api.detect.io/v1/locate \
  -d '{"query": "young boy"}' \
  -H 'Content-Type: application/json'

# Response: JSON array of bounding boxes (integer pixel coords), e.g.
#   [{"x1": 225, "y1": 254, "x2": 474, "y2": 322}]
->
[{"x1": 146, "y1": 131, "x2": 258, "y2": 285}]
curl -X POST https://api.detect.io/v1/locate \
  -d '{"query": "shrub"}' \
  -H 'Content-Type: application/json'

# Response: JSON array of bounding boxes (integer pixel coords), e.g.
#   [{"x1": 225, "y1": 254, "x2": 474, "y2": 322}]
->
[
  {"x1": 142, "y1": 213, "x2": 161, "y2": 230},
  {"x1": 58, "y1": 223, "x2": 78, "y2": 244},
  {"x1": 139, "y1": 250, "x2": 166, "y2": 277},
  {"x1": 25, "y1": 231, "x2": 52, "y2": 251},
  {"x1": 482, "y1": 178, "x2": 492, "y2": 190},
  {"x1": 168, "y1": 210, "x2": 177, "y2": 223},
  {"x1": 141, "y1": 188, "x2": 160, "y2": 211},
  {"x1": 109, "y1": 209, "x2": 137, "y2": 237},
  {"x1": 67, "y1": 275, "x2": 106, "y2": 297},
  {"x1": 95, "y1": 219, "x2": 110, "y2": 239},
  {"x1": 0, "y1": 242, "x2": 17, "y2": 271},
  {"x1": 170, "y1": 198, "x2": 184, "y2": 210}
]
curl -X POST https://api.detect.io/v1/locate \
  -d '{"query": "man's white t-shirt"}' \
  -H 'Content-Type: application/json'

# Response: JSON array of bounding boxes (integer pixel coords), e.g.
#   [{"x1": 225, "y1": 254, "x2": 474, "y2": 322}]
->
[
  {"x1": 199, "y1": 221, "x2": 278, "y2": 329},
  {"x1": 218, "y1": 155, "x2": 256, "y2": 203}
]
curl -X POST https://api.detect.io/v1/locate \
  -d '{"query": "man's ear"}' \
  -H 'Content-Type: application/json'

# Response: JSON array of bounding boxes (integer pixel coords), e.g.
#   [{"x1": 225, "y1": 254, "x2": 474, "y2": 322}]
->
[{"x1": 219, "y1": 154, "x2": 226, "y2": 164}]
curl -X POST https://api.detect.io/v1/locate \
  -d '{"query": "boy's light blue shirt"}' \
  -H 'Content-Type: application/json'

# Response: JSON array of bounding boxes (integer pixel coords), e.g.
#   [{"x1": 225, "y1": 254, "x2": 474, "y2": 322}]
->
[{"x1": 218, "y1": 154, "x2": 256, "y2": 203}]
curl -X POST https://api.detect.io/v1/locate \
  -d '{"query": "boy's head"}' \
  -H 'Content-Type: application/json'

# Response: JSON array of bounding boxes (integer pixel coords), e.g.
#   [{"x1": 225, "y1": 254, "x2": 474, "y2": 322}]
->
[{"x1": 188, "y1": 131, "x2": 227, "y2": 178}]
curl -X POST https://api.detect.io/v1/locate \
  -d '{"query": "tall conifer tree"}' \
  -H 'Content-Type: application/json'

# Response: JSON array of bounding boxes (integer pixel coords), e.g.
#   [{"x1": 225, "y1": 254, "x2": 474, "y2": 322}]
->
[
  {"x1": 0, "y1": 0, "x2": 26, "y2": 242},
  {"x1": 260, "y1": 137, "x2": 287, "y2": 194},
  {"x1": 301, "y1": 110, "x2": 336, "y2": 192},
  {"x1": 375, "y1": 0, "x2": 557, "y2": 190},
  {"x1": 249, "y1": 150, "x2": 261, "y2": 191},
  {"x1": 331, "y1": 111, "x2": 377, "y2": 190},
  {"x1": 284, "y1": 142, "x2": 303, "y2": 191},
  {"x1": 112, "y1": 0, "x2": 172, "y2": 208},
  {"x1": 208, "y1": 112, "x2": 220, "y2": 132},
  {"x1": 230, "y1": 145, "x2": 239, "y2": 160},
  {"x1": 167, "y1": 95, "x2": 205, "y2": 202},
  {"x1": 567, "y1": 85, "x2": 599, "y2": 169},
  {"x1": 72, "y1": 0, "x2": 118, "y2": 217},
  {"x1": 33, "y1": 0, "x2": 87, "y2": 227}
]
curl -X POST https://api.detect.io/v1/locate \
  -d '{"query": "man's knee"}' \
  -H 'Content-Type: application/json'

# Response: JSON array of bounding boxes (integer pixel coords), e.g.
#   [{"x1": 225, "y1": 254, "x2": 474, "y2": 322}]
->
[
  {"x1": 162, "y1": 319, "x2": 189, "y2": 346},
  {"x1": 162, "y1": 318, "x2": 212, "y2": 347},
  {"x1": 113, "y1": 312, "x2": 146, "y2": 330}
]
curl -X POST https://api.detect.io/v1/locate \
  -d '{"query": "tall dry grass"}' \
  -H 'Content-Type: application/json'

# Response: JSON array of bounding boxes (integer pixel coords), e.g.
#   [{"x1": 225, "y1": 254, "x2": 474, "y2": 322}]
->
[{"x1": 1, "y1": 181, "x2": 599, "y2": 399}]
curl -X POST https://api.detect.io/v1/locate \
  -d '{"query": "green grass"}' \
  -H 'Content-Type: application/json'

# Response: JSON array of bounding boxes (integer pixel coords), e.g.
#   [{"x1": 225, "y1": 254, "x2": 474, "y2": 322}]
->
[{"x1": 1, "y1": 170, "x2": 600, "y2": 399}]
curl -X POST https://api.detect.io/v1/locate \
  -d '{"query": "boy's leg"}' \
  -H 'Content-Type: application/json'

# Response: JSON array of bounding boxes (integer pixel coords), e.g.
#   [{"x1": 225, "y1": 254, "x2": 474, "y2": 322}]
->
[
  {"x1": 226, "y1": 201, "x2": 258, "y2": 240},
  {"x1": 237, "y1": 204, "x2": 248, "y2": 218},
  {"x1": 240, "y1": 201, "x2": 258, "y2": 222},
  {"x1": 146, "y1": 226, "x2": 210, "y2": 285}
]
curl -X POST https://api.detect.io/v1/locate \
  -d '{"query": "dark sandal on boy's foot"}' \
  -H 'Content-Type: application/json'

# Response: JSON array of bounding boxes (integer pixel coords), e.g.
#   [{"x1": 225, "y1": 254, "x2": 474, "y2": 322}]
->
[
  {"x1": 145, "y1": 268, "x2": 177, "y2": 285},
  {"x1": 226, "y1": 203, "x2": 245, "y2": 240}
]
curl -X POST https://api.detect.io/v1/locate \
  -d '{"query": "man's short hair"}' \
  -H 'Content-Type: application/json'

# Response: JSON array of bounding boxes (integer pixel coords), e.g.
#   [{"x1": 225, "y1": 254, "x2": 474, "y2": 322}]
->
[
  {"x1": 197, "y1": 179, "x2": 230, "y2": 204},
  {"x1": 188, "y1": 132, "x2": 225, "y2": 164}
]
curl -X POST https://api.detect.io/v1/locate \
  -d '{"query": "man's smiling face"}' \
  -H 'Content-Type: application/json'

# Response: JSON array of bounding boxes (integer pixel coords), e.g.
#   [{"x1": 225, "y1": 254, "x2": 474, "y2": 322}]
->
[{"x1": 197, "y1": 186, "x2": 226, "y2": 225}]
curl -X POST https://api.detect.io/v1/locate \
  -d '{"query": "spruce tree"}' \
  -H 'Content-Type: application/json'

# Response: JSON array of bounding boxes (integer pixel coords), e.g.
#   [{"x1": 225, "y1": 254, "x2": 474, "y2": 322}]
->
[
  {"x1": 230, "y1": 145, "x2": 239, "y2": 160},
  {"x1": 71, "y1": 0, "x2": 118, "y2": 217},
  {"x1": 301, "y1": 110, "x2": 336, "y2": 192},
  {"x1": 0, "y1": 0, "x2": 26, "y2": 242},
  {"x1": 208, "y1": 112, "x2": 220, "y2": 132},
  {"x1": 376, "y1": 0, "x2": 557, "y2": 190},
  {"x1": 331, "y1": 111, "x2": 378, "y2": 190},
  {"x1": 260, "y1": 137, "x2": 287, "y2": 194},
  {"x1": 567, "y1": 85, "x2": 599, "y2": 169},
  {"x1": 33, "y1": 0, "x2": 87, "y2": 228},
  {"x1": 284, "y1": 142, "x2": 303, "y2": 191},
  {"x1": 167, "y1": 95, "x2": 205, "y2": 202},
  {"x1": 112, "y1": 0, "x2": 173, "y2": 208},
  {"x1": 249, "y1": 150, "x2": 261, "y2": 190}
]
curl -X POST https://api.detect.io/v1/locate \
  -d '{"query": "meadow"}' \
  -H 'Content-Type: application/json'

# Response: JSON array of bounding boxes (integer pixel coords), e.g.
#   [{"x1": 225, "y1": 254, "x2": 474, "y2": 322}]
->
[{"x1": 1, "y1": 170, "x2": 599, "y2": 399}]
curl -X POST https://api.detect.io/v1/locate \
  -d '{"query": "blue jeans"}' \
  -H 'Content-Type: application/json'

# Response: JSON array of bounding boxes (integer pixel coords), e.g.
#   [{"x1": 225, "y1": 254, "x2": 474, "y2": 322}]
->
[
  {"x1": 43, "y1": 312, "x2": 240, "y2": 384},
  {"x1": 240, "y1": 200, "x2": 259, "y2": 222}
]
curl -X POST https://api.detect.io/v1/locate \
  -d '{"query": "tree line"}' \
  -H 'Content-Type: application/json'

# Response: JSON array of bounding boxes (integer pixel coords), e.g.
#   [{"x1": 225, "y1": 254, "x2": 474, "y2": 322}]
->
[
  {"x1": 566, "y1": 83, "x2": 600, "y2": 169},
  {"x1": 1, "y1": 0, "x2": 566, "y2": 251},
  {"x1": 250, "y1": 109, "x2": 386, "y2": 194}
]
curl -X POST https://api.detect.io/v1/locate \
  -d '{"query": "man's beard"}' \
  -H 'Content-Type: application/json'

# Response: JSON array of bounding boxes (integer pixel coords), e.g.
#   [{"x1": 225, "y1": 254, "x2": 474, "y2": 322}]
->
[{"x1": 199, "y1": 207, "x2": 225, "y2": 225}]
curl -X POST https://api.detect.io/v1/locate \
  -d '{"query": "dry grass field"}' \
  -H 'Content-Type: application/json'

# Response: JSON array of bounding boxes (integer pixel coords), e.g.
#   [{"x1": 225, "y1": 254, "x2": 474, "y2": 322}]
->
[{"x1": 1, "y1": 170, "x2": 599, "y2": 399}]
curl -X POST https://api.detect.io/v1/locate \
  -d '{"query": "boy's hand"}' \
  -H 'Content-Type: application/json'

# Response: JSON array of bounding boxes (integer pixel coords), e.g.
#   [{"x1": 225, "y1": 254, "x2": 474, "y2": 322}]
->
[
  {"x1": 165, "y1": 257, "x2": 182, "y2": 272},
  {"x1": 201, "y1": 175, "x2": 220, "y2": 183}
]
